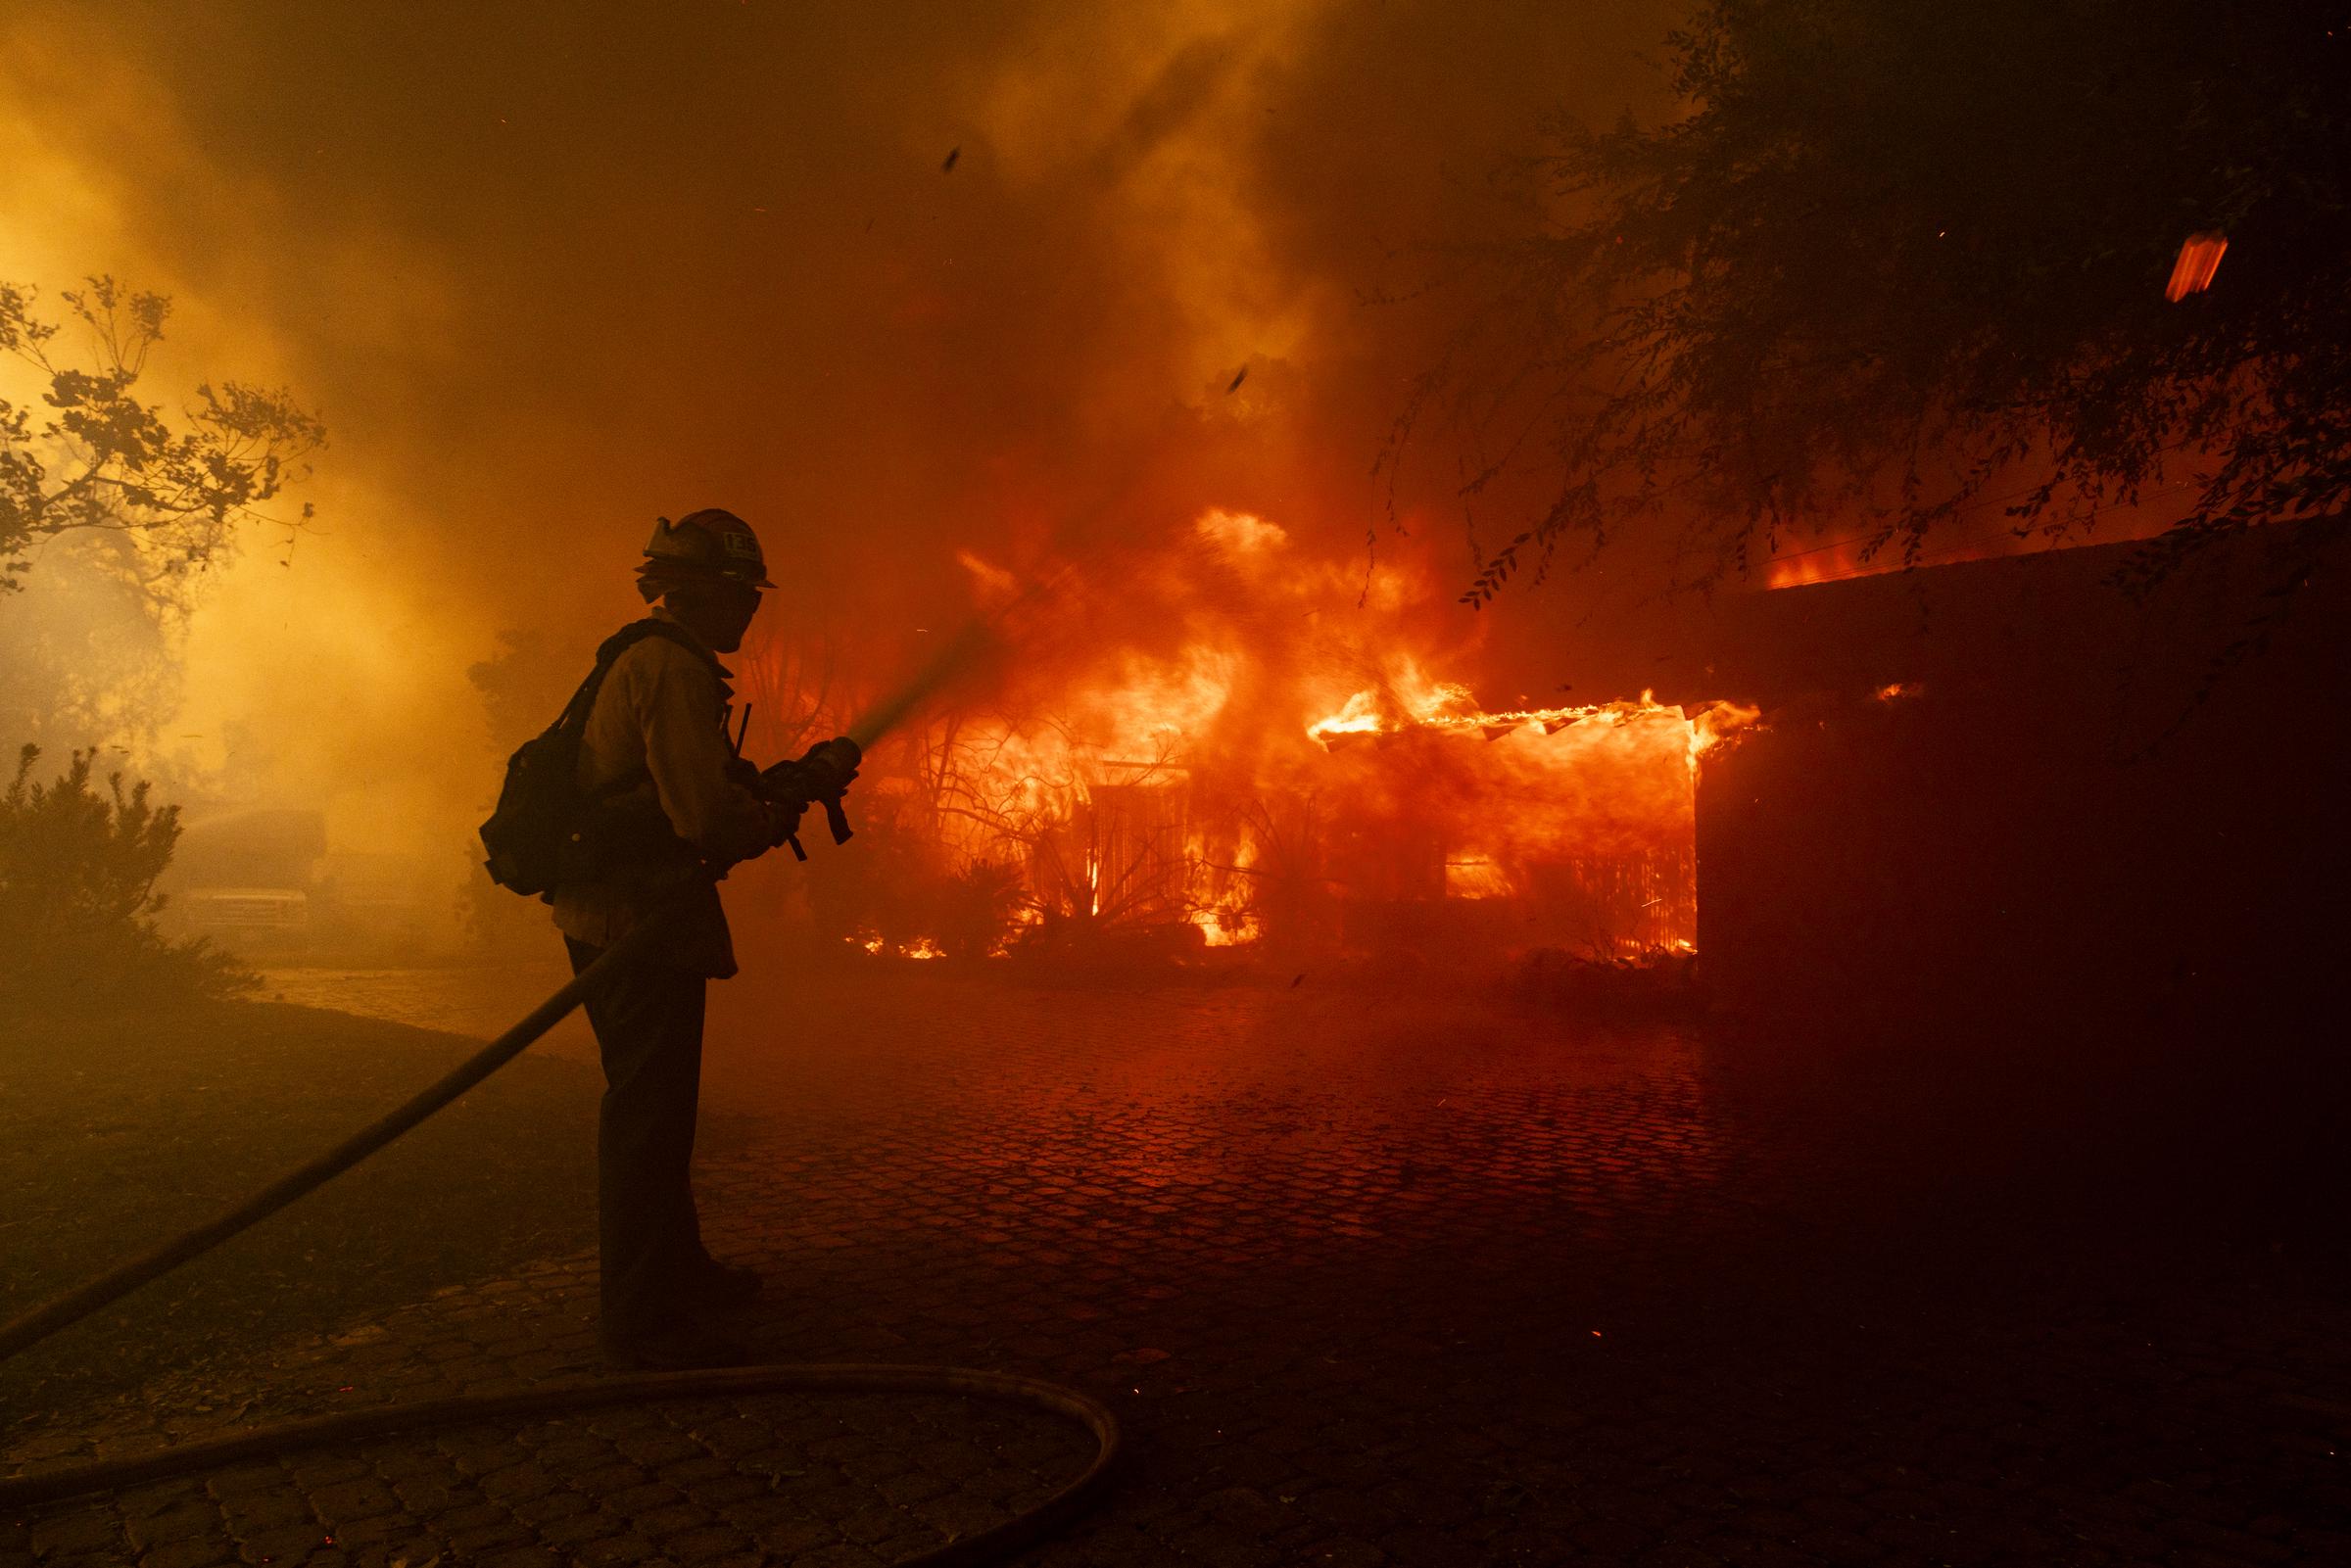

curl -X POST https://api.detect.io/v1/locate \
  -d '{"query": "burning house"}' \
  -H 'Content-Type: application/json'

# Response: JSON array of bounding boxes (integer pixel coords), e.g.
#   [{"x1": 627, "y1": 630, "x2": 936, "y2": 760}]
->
[
  {"x1": 751, "y1": 508, "x2": 1752, "y2": 969},
  {"x1": 748, "y1": 505, "x2": 2347, "y2": 1032}
]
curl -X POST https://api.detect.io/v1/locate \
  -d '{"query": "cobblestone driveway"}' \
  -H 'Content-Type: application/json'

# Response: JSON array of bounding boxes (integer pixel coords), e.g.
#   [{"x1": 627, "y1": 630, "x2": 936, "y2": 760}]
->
[{"x1": 7, "y1": 968, "x2": 2347, "y2": 1565}]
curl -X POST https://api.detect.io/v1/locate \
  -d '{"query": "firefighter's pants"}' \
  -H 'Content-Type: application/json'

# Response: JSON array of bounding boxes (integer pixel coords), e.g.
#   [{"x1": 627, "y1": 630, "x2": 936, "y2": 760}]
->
[{"x1": 565, "y1": 938, "x2": 710, "y2": 1340}]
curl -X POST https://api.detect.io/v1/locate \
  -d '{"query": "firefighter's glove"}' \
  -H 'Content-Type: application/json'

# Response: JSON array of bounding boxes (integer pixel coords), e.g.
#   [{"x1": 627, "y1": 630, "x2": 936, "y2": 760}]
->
[{"x1": 764, "y1": 794, "x2": 811, "y2": 852}]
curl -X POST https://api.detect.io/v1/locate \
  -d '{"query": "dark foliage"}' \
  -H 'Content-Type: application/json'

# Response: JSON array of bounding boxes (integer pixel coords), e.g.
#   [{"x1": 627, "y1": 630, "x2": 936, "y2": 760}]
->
[
  {"x1": 1509, "y1": 944, "x2": 1703, "y2": 1020},
  {"x1": 1417, "y1": 1, "x2": 2351, "y2": 603},
  {"x1": 0, "y1": 743, "x2": 254, "y2": 1009},
  {"x1": 936, "y1": 859, "x2": 1025, "y2": 960}
]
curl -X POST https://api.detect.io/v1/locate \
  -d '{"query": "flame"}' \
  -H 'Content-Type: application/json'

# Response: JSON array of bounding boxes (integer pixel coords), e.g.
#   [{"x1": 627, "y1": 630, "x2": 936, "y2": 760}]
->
[
  {"x1": 1185, "y1": 822, "x2": 1260, "y2": 945},
  {"x1": 1444, "y1": 857, "x2": 1514, "y2": 900},
  {"x1": 1766, "y1": 545, "x2": 1874, "y2": 590},
  {"x1": 1761, "y1": 487, "x2": 2192, "y2": 589},
  {"x1": 1304, "y1": 660, "x2": 1481, "y2": 744},
  {"x1": 1189, "y1": 906, "x2": 1259, "y2": 946},
  {"x1": 1309, "y1": 684, "x2": 1758, "y2": 772},
  {"x1": 1762, "y1": 536, "x2": 2021, "y2": 590},
  {"x1": 1688, "y1": 698, "x2": 1762, "y2": 759}
]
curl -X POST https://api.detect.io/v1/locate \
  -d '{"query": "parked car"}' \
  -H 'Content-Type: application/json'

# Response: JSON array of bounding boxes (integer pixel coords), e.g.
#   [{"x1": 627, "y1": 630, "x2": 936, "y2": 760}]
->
[{"x1": 160, "y1": 809, "x2": 326, "y2": 957}]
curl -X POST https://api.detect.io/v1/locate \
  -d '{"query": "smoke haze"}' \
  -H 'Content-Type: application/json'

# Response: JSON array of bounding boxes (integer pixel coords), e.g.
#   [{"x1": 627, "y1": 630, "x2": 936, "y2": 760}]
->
[{"x1": 1, "y1": 1, "x2": 1680, "y2": 936}]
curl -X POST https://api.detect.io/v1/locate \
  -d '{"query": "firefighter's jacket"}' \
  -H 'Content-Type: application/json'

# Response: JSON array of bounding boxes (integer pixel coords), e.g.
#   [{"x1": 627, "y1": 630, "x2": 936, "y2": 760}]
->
[{"x1": 550, "y1": 610, "x2": 776, "y2": 977}]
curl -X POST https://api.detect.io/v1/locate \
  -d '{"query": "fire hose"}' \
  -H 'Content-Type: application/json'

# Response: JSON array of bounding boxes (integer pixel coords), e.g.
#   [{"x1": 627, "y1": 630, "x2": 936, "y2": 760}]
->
[{"x1": 0, "y1": 618, "x2": 1123, "y2": 1564}]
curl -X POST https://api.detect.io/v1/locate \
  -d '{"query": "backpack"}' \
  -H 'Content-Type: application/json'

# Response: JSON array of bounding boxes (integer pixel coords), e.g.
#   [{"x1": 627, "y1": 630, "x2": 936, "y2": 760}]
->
[{"x1": 478, "y1": 620, "x2": 709, "y2": 900}]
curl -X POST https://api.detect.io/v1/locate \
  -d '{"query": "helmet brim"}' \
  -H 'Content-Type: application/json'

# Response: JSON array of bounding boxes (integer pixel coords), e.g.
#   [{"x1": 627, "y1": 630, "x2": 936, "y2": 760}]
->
[{"x1": 636, "y1": 560, "x2": 773, "y2": 594}]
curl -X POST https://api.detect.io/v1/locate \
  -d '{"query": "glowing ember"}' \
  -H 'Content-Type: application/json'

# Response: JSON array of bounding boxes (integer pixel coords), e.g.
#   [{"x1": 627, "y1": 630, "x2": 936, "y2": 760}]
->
[{"x1": 2165, "y1": 231, "x2": 2228, "y2": 302}]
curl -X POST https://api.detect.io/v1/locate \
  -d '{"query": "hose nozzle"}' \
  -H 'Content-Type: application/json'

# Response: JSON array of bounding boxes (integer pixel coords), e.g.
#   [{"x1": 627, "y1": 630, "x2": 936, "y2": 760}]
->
[{"x1": 756, "y1": 736, "x2": 863, "y2": 859}]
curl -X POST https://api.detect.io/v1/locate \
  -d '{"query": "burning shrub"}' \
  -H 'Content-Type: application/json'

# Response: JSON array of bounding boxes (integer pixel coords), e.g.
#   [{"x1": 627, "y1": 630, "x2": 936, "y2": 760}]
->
[
  {"x1": 0, "y1": 743, "x2": 254, "y2": 1010},
  {"x1": 1212, "y1": 795, "x2": 1334, "y2": 956}
]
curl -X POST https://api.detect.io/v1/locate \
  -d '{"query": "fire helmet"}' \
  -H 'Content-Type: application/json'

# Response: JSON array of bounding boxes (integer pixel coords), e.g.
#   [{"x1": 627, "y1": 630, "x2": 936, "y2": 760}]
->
[{"x1": 638, "y1": 508, "x2": 775, "y2": 594}]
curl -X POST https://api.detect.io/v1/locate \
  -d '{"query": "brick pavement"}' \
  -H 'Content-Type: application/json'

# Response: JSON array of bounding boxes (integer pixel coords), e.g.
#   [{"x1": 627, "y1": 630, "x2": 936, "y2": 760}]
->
[{"x1": 6, "y1": 968, "x2": 2347, "y2": 1565}]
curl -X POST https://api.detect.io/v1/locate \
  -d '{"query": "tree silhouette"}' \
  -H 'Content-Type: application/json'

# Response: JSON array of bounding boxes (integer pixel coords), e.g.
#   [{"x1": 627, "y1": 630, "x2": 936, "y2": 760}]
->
[
  {"x1": 1, "y1": 277, "x2": 323, "y2": 606},
  {"x1": 1416, "y1": 1, "x2": 2351, "y2": 605}
]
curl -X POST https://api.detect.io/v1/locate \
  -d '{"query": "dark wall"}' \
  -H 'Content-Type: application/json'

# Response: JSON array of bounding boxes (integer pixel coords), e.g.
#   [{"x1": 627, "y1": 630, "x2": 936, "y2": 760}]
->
[{"x1": 1688, "y1": 528, "x2": 2351, "y2": 1035}]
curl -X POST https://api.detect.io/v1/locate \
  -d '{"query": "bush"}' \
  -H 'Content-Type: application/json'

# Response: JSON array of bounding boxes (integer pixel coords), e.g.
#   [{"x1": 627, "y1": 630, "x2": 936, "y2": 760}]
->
[
  {"x1": 0, "y1": 743, "x2": 254, "y2": 1009},
  {"x1": 936, "y1": 860, "x2": 1025, "y2": 960}
]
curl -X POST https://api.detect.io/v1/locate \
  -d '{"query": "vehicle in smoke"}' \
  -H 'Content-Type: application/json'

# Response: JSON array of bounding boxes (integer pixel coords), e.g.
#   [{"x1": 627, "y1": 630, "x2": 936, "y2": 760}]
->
[
  {"x1": 159, "y1": 809, "x2": 326, "y2": 956},
  {"x1": 161, "y1": 812, "x2": 450, "y2": 963}
]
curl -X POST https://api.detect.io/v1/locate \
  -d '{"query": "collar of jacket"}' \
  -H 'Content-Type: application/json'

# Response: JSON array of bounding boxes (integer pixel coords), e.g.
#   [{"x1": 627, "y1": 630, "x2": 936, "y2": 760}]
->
[{"x1": 647, "y1": 606, "x2": 735, "y2": 688}]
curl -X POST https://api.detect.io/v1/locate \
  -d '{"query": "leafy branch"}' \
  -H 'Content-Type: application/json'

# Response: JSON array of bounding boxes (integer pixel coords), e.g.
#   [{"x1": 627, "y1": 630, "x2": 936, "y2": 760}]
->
[{"x1": 1, "y1": 276, "x2": 325, "y2": 607}]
